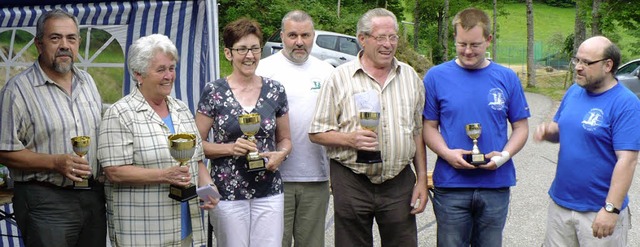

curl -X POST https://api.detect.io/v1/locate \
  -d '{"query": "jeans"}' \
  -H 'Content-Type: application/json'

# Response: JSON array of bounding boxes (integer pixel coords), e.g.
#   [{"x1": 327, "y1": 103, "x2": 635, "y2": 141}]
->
[{"x1": 432, "y1": 187, "x2": 510, "y2": 247}]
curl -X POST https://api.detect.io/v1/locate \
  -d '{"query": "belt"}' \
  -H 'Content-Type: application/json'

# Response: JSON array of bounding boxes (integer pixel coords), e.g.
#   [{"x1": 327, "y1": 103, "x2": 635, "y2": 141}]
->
[{"x1": 15, "y1": 177, "x2": 103, "y2": 190}]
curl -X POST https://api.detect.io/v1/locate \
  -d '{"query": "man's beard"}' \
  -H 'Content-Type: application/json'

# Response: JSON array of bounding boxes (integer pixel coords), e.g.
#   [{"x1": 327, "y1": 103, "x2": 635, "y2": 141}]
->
[
  {"x1": 53, "y1": 60, "x2": 73, "y2": 73},
  {"x1": 53, "y1": 50, "x2": 74, "y2": 73}
]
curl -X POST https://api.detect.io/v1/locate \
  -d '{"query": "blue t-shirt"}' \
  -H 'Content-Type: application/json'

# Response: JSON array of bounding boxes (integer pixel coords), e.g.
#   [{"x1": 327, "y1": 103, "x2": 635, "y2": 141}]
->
[
  {"x1": 423, "y1": 60, "x2": 530, "y2": 188},
  {"x1": 550, "y1": 82, "x2": 640, "y2": 212}
]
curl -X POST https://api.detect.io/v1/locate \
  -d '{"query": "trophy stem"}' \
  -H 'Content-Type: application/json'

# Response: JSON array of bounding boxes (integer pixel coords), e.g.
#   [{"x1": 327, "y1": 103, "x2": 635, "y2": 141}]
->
[{"x1": 472, "y1": 140, "x2": 480, "y2": 154}]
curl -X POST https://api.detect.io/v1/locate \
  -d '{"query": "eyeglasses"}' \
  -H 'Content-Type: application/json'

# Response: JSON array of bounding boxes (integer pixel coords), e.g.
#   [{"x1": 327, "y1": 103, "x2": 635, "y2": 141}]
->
[
  {"x1": 230, "y1": 47, "x2": 262, "y2": 55},
  {"x1": 571, "y1": 57, "x2": 608, "y2": 66},
  {"x1": 455, "y1": 42, "x2": 484, "y2": 50},
  {"x1": 366, "y1": 34, "x2": 399, "y2": 44}
]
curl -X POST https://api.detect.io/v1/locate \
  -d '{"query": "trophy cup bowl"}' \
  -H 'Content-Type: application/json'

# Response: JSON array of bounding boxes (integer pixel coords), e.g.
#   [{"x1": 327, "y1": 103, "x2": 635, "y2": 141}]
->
[
  {"x1": 464, "y1": 123, "x2": 487, "y2": 165},
  {"x1": 168, "y1": 133, "x2": 197, "y2": 202},
  {"x1": 238, "y1": 113, "x2": 266, "y2": 172},
  {"x1": 71, "y1": 136, "x2": 91, "y2": 189},
  {"x1": 356, "y1": 112, "x2": 382, "y2": 164}
]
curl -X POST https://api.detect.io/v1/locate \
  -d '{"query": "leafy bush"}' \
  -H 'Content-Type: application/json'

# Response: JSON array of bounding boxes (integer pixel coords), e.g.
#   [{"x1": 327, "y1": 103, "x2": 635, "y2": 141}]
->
[{"x1": 395, "y1": 36, "x2": 432, "y2": 77}]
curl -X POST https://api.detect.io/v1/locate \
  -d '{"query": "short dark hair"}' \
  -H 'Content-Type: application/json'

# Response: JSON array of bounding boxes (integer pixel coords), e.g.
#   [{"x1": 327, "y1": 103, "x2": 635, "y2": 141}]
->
[
  {"x1": 36, "y1": 9, "x2": 79, "y2": 41},
  {"x1": 222, "y1": 18, "x2": 263, "y2": 48},
  {"x1": 603, "y1": 42, "x2": 621, "y2": 74}
]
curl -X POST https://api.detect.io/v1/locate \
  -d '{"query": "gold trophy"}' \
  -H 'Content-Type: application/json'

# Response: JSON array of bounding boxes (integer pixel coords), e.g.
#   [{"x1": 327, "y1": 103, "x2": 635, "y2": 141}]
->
[
  {"x1": 355, "y1": 111, "x2": 383, "y2": 164},
  {"x1": 238, "y1": 113, "x2": 266, "y2": 172},
  {"x1": 168, "y1": 133, "x2": 198, "y2": 202},
  {"x1": 71, "y1": 136, "x2": 91, "y2": 189},
  {"x1": 464, "y1": 123, "x2": 487, "y2": 165}
]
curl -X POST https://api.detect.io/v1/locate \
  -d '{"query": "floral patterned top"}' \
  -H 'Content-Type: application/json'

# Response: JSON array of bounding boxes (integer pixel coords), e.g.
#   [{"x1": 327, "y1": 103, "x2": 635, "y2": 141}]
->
[{"x1": 197, "y1": 77, "x2": 288, "y2": 200}]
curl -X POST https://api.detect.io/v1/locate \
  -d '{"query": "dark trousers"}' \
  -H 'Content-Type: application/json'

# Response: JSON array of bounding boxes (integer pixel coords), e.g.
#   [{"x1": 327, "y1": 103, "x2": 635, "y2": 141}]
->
[
  {"x1": 13, "y1": 182, "x2": 106, "y2": 247},
  {"x1": 330, "y1": 160, "x2": 417, "y2": 247}
]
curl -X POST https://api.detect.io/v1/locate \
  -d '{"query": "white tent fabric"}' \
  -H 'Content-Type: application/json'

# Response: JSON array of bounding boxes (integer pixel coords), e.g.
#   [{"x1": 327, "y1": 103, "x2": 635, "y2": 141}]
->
[{"x1": 0, "y1": 1, "x2": 219, "y2": 245}]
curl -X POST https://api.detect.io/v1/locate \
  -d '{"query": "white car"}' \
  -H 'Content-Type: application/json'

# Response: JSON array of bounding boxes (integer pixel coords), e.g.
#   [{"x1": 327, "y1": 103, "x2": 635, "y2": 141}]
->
[
  {"x1": 616, "y1": 58, "x2": 640, "y2": 98},
  {"x1": 262, "y1": 30, "x2": 361, "y2": 67}
]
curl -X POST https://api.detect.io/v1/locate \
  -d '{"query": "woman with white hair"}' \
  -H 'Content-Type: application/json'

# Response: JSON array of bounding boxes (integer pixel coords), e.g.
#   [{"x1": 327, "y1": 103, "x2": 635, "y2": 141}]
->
[{"x1": 97, "y1": 34, "x2": 218, "y2": 247}]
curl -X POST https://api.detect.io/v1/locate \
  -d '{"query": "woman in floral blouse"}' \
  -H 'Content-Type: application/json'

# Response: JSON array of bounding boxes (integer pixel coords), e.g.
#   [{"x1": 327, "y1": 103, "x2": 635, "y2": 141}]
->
[{"x1": 195, "y1": 18, "x2": 292, "y2": 247}]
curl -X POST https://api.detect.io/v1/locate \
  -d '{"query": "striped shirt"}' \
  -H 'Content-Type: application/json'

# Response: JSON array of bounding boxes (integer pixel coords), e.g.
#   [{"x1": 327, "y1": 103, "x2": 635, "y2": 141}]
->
[
  {"x1": 0, "y1": 61, "x2": 102, "y2": 186},
  {"x1": 97, "y1": 88, "x2": 207, "y2": 246},
  {"x1": 309, "y1": 56, "x2": 425, "y2": 184}
]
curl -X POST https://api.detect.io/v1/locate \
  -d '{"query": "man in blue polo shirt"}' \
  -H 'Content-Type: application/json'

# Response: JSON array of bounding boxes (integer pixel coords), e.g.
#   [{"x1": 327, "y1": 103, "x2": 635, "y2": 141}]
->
[{"x1": 535, "y1": 36, "x2": 640, "y2": 246}]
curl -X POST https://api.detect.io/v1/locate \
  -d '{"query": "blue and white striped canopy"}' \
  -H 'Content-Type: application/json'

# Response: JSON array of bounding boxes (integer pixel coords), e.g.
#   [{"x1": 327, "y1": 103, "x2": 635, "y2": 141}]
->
[{"x1": 0, "y1": 0, "x2": 219, "y2": 111}]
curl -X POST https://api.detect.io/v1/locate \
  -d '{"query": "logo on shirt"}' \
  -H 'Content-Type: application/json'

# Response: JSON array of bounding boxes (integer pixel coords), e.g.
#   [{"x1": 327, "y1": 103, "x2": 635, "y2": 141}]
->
[
  {"x1": 487, "y1": 88, "x2": 506, "y2": 110},
  {"x1": 311, "y1": 79, "x2": 322, "y2": 91},
  {"x1": 581, "y1": 108, "x2": 604, "y2": 131}
]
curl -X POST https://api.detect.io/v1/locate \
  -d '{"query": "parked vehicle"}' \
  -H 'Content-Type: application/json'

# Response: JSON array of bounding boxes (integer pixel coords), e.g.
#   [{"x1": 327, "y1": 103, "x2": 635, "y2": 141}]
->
[
  {"x1": 616, "y1": 58, "x2": 640, "y2": 98},
  {"x1": 262, "y1": 30, "x2": 361, "y2": 67}
]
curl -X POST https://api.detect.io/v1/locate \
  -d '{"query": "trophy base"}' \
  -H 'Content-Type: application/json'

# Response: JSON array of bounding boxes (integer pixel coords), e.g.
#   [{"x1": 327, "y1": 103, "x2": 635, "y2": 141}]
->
[
  {"x1": 73, "y1": 176, "x2": 92, "y2": 190},
  {"x1": 356, "y1": 150, "x2": 382, "y2": 164},
  {"x1": 169, "y1": 183, "x2": 197, "y2": 202},
  {"x1": 464, "y1": 153, "x2": 488, "y2": 165},
  {"x1": 247, "y1": 158, "x2": 266, "y2": 172}
]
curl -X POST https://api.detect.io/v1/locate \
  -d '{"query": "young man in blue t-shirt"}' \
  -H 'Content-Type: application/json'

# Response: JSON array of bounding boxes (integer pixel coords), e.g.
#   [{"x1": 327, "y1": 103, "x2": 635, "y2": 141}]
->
[
  {"x1": 423, "y1": 7, "x2": 530, "y2": 246},
  {"x1": 535, "y1": 36, "x2": 640, "y2": 246}
]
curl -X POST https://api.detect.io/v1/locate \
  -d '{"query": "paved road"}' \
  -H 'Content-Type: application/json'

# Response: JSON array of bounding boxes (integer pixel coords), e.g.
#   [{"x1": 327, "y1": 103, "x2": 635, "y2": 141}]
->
[{"x1": 322, "y1": 92, "x2": 640, "y2": 246}]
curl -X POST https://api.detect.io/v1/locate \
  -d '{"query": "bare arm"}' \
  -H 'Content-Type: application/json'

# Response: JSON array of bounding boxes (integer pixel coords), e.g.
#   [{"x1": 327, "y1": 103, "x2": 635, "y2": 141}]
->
[
  {"x1": 606, "y1": 150, "x2": 638, "y2": 210},
  {"x1": 0, "y1": 149, "x2": 88, "y2": 182},
  {"x1": 501, "y1": 118, "x2": 529, "y2": 157},
  {"x1": 592, "y1": 150, "x2": 638, "y2": 238},
  {"x1": 309, "y1": 128, "x2": 378, "y2": 151},
  {"x1": 411, "y1": 133, "x2": 428, "y2": 214},
  {"x1": 477, "y1": 118, "x2": 529, "y2": 170},
  {"x1": 197, "y1": 160, "x2": 214, "y2": 187},
  {"x1": 103, "y1": 162, "x2": 191, "y2": 187},
  {"x1": 262, "y1": 114, "x2": 292, "y2": 171}
]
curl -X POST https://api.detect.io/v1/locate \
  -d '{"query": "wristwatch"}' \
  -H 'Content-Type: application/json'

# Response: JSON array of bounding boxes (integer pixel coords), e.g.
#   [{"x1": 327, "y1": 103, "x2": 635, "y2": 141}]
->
[{"x1": 604, "y1": 202, "x2": 620, "y2": 214}]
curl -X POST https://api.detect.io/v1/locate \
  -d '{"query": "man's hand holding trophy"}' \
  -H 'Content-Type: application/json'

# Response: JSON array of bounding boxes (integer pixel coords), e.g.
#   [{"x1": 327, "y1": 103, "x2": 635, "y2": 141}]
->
[
  {"x1": 354, "y1": 90, "x2": 383, "y2": 164},
  {"x1": 167, "y1": 133, "x2": 198, "y2": 202},
  {"x1": 463, "y1": 123, "x2": 487, "y2": 165},
  {"x1": 71, "y1": 136, "x2": 92, "y2": 189},
  {"x1": 462, "y1": 123, "x2": 512, "y2": 169}
]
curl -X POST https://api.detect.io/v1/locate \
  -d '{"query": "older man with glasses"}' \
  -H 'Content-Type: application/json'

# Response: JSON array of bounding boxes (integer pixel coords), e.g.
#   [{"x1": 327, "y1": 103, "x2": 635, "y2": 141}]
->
[
  {"x1": 309, "y1": 8, "x2": 428, "y2": 247},
  {"x1": 535, "y1": 36, "x2": 640, "y2": 247}
]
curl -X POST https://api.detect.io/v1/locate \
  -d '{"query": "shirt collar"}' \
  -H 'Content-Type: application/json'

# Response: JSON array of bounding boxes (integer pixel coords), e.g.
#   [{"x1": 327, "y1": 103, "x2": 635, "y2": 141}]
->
[
  {"x1": 32, "y1": 60, "x2": 84, "y2": 87},
  {"x1": 351, "y1": 50, "x2": 401, "y2": 78}
]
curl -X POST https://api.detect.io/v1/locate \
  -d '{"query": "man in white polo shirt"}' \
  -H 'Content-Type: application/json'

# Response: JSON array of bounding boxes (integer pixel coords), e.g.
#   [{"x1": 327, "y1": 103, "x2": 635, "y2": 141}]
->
[{"x1": 256, "y1": 9, "x2": 334, "y2": 247}]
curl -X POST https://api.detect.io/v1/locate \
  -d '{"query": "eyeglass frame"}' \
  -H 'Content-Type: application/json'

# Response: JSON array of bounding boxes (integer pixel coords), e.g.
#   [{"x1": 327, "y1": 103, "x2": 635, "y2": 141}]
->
[
  {"x1": 229, "y1": 47, "x2": 262, "y2": 55},
  {"x1": 365, "y1": 33, "x2": 399, "y2": 44},
  {"x1": 571, "y1": 57, "x2": 609, "y2": 67},
  {"x1": 455, "y1": 42, "x2": 486, "y2": 50}
]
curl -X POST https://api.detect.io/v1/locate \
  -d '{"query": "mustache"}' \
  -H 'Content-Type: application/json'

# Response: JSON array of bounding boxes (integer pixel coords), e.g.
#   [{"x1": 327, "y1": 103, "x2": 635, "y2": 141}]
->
[{"x1": 56, "y1": 50, "x2": 73, "y2": 57}]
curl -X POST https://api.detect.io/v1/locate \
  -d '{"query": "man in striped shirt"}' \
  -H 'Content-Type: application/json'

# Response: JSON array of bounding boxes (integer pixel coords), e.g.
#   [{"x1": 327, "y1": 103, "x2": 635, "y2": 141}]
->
[
  {"x1": 309, "y1": 8, "x2": 427, "y2": 247},
  {"x1": 0, "y1": 9, "x2": 106, "y2": 247}
]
